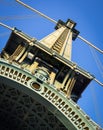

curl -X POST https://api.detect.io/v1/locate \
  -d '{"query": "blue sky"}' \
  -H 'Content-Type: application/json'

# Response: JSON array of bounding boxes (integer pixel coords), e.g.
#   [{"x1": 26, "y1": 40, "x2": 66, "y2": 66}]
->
[{"x1": 0, "y1": 0, "x2": 103, "y2": 128}]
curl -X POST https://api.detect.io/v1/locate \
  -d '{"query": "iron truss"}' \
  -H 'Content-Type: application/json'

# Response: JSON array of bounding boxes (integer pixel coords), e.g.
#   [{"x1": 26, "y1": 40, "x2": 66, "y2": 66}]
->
[{"x1": 0, "y1": 59, "x2": 102, "y2": 130}]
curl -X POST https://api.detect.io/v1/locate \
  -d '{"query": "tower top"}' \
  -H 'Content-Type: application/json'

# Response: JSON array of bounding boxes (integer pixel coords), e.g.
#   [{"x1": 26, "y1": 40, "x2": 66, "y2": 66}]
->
[{"x1": 40, "y1": 19, "x2": 79, "y2": 60}]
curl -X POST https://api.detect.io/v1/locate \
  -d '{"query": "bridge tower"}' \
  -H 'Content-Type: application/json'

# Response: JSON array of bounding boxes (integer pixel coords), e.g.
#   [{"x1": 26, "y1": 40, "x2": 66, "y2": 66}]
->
[
  {"x1": 0, "y1": 19, "x2": 102, "y2": 130},
  {"x1": 0, "y1": 1, "x2": 102, "y2": 130}
]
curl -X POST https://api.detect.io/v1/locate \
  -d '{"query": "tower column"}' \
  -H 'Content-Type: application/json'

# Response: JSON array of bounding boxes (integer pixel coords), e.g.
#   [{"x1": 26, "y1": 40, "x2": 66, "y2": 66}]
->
[{"x1": 40, "y1": 19, "x2": 79, "y2": 61}]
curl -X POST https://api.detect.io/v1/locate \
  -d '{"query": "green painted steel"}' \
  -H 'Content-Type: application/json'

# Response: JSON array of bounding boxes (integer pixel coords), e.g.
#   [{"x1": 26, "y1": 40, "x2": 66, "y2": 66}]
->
[{"x1": 0, "y1": 58, "x2": 101, "y2": 130}]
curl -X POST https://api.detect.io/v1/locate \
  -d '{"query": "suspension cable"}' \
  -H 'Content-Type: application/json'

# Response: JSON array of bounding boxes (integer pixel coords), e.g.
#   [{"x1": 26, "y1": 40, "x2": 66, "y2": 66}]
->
[
  {"x1": 94, "y1": 78, "x2": 103, "y2": 86},
  {"x1": 16, "y1": 0, "x2": 57, "y2": 24},
  {"x1": 78, "y1": 35, "x2": 103, "y2": 54},
  {"x1": 16, "y1": 0, "x2": 103, "y2": 55},
  {"x1": 0, "y1": 22, "x2": 13, "y2": 31}
]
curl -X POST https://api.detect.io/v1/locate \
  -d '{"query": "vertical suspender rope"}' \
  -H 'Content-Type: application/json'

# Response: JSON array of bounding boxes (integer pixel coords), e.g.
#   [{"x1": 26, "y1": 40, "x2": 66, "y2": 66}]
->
[
  {"x1": 78, "y1": 35, "x2": 103, "y2": 54},
  {"x1": 89, "y1": 47, "x2": 103, "y2": 78}
]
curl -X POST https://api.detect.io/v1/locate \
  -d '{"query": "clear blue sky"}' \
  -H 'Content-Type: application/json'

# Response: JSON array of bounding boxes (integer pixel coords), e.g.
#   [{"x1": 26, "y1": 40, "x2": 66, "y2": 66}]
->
[{"x1": 0, "y1": 0, "x2": 103, "y2": 128}]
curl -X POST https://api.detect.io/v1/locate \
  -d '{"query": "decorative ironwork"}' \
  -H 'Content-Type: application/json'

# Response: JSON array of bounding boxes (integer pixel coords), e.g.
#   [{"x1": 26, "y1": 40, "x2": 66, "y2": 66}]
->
[{"x1": 0, "y1": 59, "x2": 101, "y2": 130}]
